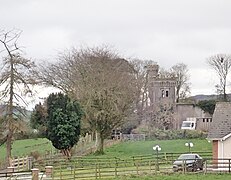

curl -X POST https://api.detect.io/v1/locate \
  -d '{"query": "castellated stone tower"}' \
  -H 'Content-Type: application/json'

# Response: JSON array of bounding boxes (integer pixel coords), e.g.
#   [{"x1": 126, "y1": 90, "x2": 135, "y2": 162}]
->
[
  {"x1": 147, "y1": 64, "x2": 177, "y2": 107},
  {"x1": 146, "y1": 63, "x2": 211, "y2": 131}
]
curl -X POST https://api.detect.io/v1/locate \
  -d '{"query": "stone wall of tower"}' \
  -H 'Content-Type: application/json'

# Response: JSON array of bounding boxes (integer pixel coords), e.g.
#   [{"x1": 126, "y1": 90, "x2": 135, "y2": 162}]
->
[
  {"x1": 147, "y1": 64, "x2": 159, "y2": 79},
  {"x1": 152, "y1": 79, "x2": 176, "y2": 105},
  {"x1": 146, "y1": 63, "x2": 212, "y2": 130},
  {"x1": 147, "y1": 64, "x2": 177, "y2": 106}
]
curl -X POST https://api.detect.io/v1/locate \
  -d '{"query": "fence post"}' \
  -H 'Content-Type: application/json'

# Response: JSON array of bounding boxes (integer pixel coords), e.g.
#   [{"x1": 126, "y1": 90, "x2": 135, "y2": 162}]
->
[
  {"x1": 60, "y1": 164, "x2": 62, "y2": 179},
  {"x1": 154, "y1": 160, "x2": 157, "y2": 174},
  {"x1": 149, "y1": 160, "x2": 151, "y2": 173},
  {"x1": 31, "y1": 168, "x2": 39, "y2": 180},
  {"x1": 7, "y1": 167, "x2": 14, "y2": 177},
  {"x1": 204, "y1": 160, "x2": 207, "y2": 174},
  {"x1": 28, "y1": 156, "x2": 33, "y2": 170},
  {"x1": 95, "y1": 163, "x2": 98, "y2": 179},
  {"x1": 115, "y1": 158, "x2": 118, "y2": 177},
  {"x1": 136, "y1": 162, "x2": 139, "y2": 175},
  {"x1": 73, "y1": 164, "x2": 76, "y2": 179},
  {"x1": 9, "y1": 157, "x2": 13, "y2": 167},
  {"x1": 17, "y1": 157, "x2": 20, "y2": 171},
  {"x1": 45, "y1": 166, "x2": 53, "y2": 178},
  {"x1": 98, "y1": 163, "x2": 101, "y2": 178},
  {"x1": 25, "y1": 156, "x2": 28, "y2": 170},
  {"x1": 229, "y1": 159, "x2": 230, "y2": 173},
  {"x1": 182, "y1": 160, "x2": 186, "y2": 174}
]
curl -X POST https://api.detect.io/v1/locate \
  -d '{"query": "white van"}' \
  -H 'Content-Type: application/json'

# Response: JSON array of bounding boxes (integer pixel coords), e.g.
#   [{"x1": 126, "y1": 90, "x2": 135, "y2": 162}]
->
[{"x1": 181, "y1": 119, "x2": 197, "y2": 130}]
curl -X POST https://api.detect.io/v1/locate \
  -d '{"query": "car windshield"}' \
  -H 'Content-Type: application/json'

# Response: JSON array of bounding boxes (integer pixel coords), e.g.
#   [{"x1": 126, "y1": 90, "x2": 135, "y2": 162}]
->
[
  {"x1": 178, "y1": 154, "x2": 196, "y2": 159},
  {"x1": 182, "y1": 122, "x2": 191, "y2": 127}
]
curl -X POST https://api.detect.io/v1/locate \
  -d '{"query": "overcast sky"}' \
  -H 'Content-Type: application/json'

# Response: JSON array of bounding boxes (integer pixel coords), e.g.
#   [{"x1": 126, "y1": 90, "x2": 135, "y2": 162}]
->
[{"x1": 1, "y1": 0, "x2": 231, "y2": 97}]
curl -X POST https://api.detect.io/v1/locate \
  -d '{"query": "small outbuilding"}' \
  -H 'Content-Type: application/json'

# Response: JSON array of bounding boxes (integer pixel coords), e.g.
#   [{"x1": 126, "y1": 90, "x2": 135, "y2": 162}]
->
[{"x1": 207, "y1": 102, "x2": 231, "y2": 162}]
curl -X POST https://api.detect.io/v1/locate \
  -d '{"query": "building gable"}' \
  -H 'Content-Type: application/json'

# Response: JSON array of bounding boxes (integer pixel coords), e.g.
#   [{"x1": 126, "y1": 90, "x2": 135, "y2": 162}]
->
[{"x1": 207, "y1": 102, "x2": 231, "y2": 140}]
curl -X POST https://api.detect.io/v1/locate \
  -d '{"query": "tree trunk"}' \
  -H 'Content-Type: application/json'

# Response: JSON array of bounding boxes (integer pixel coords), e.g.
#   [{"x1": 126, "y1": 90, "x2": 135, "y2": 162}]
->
[
  {"x1": 6, "y1": 55, "x2": 14, "y2": 167},
  {"x1": 223, "y1": 83, "x2": 227, "y2": 101},
  {"x1": 95, "y1": 130, "x2": 98, "y2": 147},
  {"x1": 95, "y1": 131, "x2": 104, "y2": 154},
  {"x1": 6, "y1": 131, "x2": 13, "y2": 166}
]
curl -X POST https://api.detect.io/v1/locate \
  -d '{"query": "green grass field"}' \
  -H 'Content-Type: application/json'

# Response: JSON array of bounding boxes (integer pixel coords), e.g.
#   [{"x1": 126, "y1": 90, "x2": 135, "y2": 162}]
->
[
  {"x1": 0, "y1": 138, "x2": 212, "y2": 161},
  {"x1": 0, "y1": 138, "x2": 55, "y2": 161},
  {"x1": 110, "y1": 174, "x2": 231, "y2": 180},
  {"x1": 0, "y1": 138, "x2": 217, "y2": 179},
  {"x1": 98, "y1": 139, "x2": 212, "y2": 158}
]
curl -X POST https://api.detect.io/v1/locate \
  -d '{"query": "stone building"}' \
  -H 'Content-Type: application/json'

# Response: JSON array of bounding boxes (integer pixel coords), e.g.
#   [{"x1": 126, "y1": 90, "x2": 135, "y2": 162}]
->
[
  {"x1": 147, "y1": 63, "x2": 176, "y2": 107},
  {"x1": 207, "y1": 102, "x2": 231, "y2": 167},
  {"x1": 147, "y1": 63, "x2": 212, "y2": 130}
]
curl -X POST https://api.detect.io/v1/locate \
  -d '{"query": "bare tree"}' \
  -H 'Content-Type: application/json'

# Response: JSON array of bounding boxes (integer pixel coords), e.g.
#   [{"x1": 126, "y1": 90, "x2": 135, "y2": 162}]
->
[
  {"x1": 128, "y1": 59, "x2": 155, "y2": 126},
  {"x1": 0, "y1": 29, "x2": 36, "y2": 165},
  {"x1": 38, "y1": 46, "x2": 136, "y2": 154},
  {"x1": 170, "y1": 63, "x2": 190, "y2": 103},
  {"x1": 207, "y1": 54, "x2": 231, "y2": 101}
]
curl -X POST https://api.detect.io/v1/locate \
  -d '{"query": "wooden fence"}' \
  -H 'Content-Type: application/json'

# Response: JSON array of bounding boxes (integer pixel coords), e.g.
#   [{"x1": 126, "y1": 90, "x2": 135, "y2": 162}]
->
[
  {"x1": 8, "y1": 151, "x2": 231, "y2": 179},
  {"x1": 2, "y1": 158, "x2": 231, "y2": 179},
  {"x1": 30, "y1": 151, "x2": 213, "y2": 179},
  {"x1": 36, "y1": 157, "x2": 231, "y2": 180},
  {"x1": 10, "y1": 156, "x2": 33, "y2": 172}
]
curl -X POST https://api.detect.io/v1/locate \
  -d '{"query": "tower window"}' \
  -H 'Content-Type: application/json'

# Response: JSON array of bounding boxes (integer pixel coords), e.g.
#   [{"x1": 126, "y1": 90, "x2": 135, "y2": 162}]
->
[
  {"x1": 161, "y1": 90, "x2": 165, "y2": 97},
  {"x1": 166, "y1": 90, "x2": 169, "y2": 97}
]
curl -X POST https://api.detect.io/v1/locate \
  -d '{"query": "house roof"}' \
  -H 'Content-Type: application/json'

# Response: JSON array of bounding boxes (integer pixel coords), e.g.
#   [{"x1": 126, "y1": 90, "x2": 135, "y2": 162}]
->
[{"x1": 207, "y1": 102, "x2": 231, "y2": 140}]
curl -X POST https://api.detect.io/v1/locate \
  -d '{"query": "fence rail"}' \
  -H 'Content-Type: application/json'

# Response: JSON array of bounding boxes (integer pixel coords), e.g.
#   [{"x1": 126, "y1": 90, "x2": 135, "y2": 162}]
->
[
  {"x1": 32, "y1": 151, "x2": 213, "y2": 179},
  {"x1": 48, "y1": 157, "x2": 231, "y2": 179},
  {"x1": 10, "y1": 156, "x2": 33, "y2": 172},
  {"x1": 5, "y1": 153, "x2": 231, "y2": 179}
]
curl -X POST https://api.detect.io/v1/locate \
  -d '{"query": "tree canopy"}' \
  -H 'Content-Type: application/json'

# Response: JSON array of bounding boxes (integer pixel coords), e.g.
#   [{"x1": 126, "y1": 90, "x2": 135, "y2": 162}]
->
[
  {"x1": 170, "y1": 63, "x2": 190, "y2": 103},
  {"x1": 196, "y1": 100, "x2": 216, "y2": 115},
  {"x1": 0, "y1": 29, "x2": 37, "y2": 165},
  {"x1": 46, "y1": 92, "x2": 83, "y2": 157},
  {"x1": 30, "y1": 102, "x2": 47, "y2": 137},
  {"x1": 207, "y1": 54, "x2": 231, "y2": 101},
  {"x1": 37, "y1": 47, "x2": 137, "y2": 154}
]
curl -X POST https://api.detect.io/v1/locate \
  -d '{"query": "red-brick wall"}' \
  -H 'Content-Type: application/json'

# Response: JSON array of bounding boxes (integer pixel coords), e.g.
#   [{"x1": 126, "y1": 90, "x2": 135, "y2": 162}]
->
[{"x1": 213, "y1": 140, "x2": 218, "y2": 166}]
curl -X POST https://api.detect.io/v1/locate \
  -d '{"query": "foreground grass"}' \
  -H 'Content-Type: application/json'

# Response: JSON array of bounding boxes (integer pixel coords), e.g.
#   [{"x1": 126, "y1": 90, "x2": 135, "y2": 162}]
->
[{"x1": 110, "y1": 173, "x2": 231, "y2": 180}]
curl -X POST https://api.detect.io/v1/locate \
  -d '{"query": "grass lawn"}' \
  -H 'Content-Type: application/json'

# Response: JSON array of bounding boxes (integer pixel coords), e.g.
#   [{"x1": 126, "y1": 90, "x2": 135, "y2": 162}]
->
[
  {"x1": 0, "y1": 138, "x2": 212, "y2": 179},
  {"x1": 0, "y1": 138, "x2": 55, "y2": 161},
  {"x1": 0, "y1": 138, "x2": 212, "y2": 161},
  {"x1": 98, "y1": 139, "x2": 212, "y2": 159},
  {"x1": 110, "y1": 174, "x2": 231, "y2": 180}
]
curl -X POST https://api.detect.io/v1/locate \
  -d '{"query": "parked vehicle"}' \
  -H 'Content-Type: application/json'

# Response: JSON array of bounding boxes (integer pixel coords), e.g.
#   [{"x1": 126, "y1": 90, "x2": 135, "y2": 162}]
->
[
  {"x1": 173, "y1": 153, "x2": 204, "y2": 172},
  {"x1": 181, "y1": 117, "x2": 197, "y2": 130}
]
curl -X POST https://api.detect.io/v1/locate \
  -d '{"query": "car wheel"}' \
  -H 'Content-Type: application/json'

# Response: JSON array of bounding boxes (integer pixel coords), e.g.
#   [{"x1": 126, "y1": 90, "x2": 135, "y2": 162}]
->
[
  {"x1": 187, "y1": 167, "x2": 192, "y2": 172},
  {"x1": 193, "y1": 167, "x2": 197, "y2": 172},
  {"x1": 173, "y1": 168, "x2": 178, "y2": 172}
]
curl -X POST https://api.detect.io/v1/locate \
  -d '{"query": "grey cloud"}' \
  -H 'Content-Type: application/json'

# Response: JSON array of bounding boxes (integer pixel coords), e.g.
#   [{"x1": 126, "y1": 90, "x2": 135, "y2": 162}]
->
[{"x1": 0, "y1": 0, "x2": 231, "y2": 95}]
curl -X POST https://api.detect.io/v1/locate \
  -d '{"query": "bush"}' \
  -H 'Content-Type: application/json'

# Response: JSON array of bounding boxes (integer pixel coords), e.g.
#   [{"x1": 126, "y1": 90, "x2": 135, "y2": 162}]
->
[
  {"x1": 146, "y1": 129, "x2": 207, "y2": 140},
  {"x1": 30, "y1": 151, "x2": 41, "y2": 160}
]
